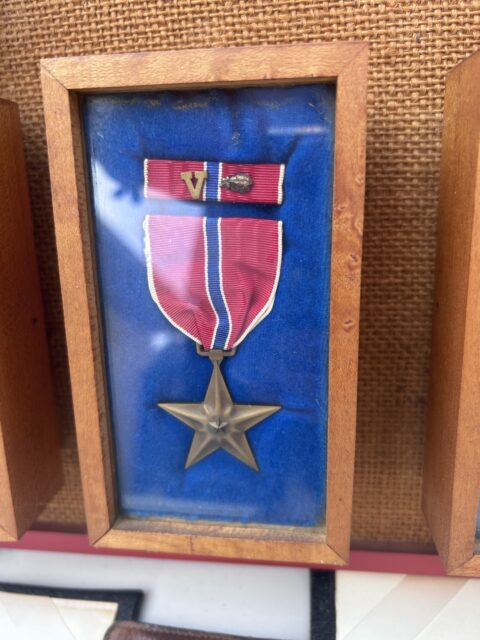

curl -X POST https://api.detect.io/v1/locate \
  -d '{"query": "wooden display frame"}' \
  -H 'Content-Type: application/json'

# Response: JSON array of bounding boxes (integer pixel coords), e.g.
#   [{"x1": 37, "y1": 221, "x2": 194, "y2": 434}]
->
[
  {"x1": 423, "y1": 50, "x2": 480, "y2": 576},
  {"x1": 0, "y1": 99, "x2": 62, "y2": 540},
  {"x1": 41, "y1": 42, "x2": 368, "y2": 565}
]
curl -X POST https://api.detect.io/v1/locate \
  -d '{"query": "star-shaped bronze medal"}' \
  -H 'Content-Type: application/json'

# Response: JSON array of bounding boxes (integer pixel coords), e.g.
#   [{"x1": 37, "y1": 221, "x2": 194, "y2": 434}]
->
[{"x1": 158, "y1": 353, "x2": 280, "y2": 471}]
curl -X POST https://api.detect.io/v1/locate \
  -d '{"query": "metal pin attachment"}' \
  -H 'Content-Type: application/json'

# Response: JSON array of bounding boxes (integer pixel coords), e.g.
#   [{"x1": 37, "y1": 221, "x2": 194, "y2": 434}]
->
[{"x1": 220, "y1": 172, "x2": 253, "y2": 193}]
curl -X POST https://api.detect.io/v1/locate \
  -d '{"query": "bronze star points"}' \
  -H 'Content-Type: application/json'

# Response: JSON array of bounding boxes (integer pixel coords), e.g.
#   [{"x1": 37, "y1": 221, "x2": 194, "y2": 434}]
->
[{"x1": 158, "y1": 360, "x2": 279, "y2": 471}]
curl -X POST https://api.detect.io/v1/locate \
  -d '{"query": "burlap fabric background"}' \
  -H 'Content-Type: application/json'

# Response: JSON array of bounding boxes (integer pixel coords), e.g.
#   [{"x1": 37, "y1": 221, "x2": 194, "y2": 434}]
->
[{"x1": 1, "y1": 0, "x2": 479, "y2": 546}]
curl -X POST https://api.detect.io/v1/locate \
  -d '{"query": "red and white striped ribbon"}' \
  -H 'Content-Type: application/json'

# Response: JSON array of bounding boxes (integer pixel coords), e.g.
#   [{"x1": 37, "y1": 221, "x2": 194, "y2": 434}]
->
[{"x1": 144, "y1": 159, "x2": 285, "y2": 205}]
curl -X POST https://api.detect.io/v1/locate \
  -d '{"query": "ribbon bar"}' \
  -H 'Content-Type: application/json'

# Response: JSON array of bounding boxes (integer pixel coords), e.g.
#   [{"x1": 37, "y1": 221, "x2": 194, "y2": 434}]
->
[{"x1": 144, "y1": 159, "x2": 285, "y2": 205}]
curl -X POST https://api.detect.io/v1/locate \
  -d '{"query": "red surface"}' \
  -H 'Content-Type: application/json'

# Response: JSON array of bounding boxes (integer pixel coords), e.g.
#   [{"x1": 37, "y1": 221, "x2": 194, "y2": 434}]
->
[
  {"x1": 146, "y1": 215, "x2": 282, "y2": 351},
  {"x1": 145, "y1": 160, "x2": 284, "y2": 204},
  {"x1": 0, "y1": 531, "x2": 447, "y2": 576}
]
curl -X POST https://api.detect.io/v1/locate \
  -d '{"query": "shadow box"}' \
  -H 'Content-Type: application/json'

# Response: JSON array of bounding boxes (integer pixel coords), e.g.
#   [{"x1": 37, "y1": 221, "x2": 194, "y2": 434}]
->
[
  {"x1": 41, "y1": 42, "x2": 368, "y2": 565},
  {"x1": 423, "y1": 49, "x2": 480, "y2": 576},
  {"x1": 0, "y1": 99, "x2": 61, "y2": 540}
]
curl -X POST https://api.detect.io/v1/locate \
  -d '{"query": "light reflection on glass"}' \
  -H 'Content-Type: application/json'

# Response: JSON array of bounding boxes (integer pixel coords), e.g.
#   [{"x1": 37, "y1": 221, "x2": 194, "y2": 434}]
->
[{"x1": 267, "y1": 125, "x2": 327, "y2": 135}]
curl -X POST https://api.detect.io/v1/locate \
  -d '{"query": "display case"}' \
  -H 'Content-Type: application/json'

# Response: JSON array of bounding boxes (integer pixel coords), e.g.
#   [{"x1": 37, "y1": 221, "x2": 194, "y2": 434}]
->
[
  {"x1": 423, "y1": 50, "x2": 480, "y2": 576},
  {"x1": 41, "y1": 42, "x2": 367, "y2": 565},
  {"x1": 0, "y1": 99, "x2": 61, "y2": 540}
]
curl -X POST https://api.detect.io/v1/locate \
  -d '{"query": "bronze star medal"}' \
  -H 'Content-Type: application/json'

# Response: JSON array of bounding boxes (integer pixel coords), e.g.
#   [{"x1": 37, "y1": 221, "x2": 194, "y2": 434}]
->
[
  {"x1": 145, "y1": 214, "x2": 283, "y2": 473},
  {"x1": 159, "y1": 348, "x2": 280, "y2": 471}
]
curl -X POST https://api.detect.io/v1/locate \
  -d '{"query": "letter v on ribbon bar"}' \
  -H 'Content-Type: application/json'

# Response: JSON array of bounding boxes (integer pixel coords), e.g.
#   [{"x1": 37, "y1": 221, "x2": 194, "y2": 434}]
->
[{"x1": 144, "y1": 159, "x2": 285, "y2": 204}]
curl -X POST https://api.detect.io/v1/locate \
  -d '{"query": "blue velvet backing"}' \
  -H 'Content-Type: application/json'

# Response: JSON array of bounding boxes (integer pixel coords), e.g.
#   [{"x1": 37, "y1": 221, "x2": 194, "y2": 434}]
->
[{"x1": 83, "y1": 84, "x2": 335, "y2": 527}]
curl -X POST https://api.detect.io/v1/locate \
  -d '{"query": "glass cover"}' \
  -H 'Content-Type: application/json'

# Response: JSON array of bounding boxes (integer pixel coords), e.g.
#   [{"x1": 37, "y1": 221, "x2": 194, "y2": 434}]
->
[{"x1": 83, "y1": 83, "x2": 335, "y2": 528}]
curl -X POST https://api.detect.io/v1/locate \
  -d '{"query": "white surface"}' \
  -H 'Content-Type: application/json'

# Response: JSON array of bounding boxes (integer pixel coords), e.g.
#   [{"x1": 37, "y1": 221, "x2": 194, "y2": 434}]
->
[
  {"x1": 1, "y1": 549, "x2": 480, "y2": 639},
  {"x1": 417, "y1": 579, "x2": 480, "y2": 640},
  {"x1": 336, "y1": 571, "x2": 480, "y2": 640},
  {"x1": 338, "y1": 574, "x2": 465, "y2": 640},
  {"x1": 0, "y1": 592, "x2": 117, "y2": 639},
  {"x1": 335, "y1": 570, "x2": 404, "y2": 637},
  {"x1": 0, "y1": 549, "x2": 310, "y2": 640}
]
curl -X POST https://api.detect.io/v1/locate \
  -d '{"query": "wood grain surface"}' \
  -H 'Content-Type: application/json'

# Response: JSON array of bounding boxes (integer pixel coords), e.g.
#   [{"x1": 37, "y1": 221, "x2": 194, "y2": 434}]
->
[
  {"x1": 423, "y1": 49, "x2": 480, "y2": 575},
  {"x1": 0, "y1": 99, "x2": 62, "y2": 539},
  {"x1": 39, "y1": 75, "x2": 117, "y2": 544}
]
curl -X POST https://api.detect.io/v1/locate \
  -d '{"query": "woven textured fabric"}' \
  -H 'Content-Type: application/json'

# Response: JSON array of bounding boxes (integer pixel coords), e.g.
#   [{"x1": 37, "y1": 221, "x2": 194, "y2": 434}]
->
[{"x1": 1, "y1": 0, "x2": 479, "y2": 544}]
